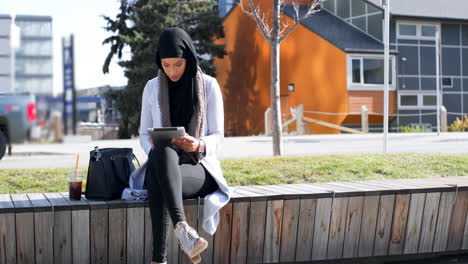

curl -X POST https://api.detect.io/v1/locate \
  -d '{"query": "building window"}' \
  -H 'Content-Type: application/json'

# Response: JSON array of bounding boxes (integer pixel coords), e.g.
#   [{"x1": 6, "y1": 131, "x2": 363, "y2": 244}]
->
[
  {"x1": 399, "y1": 24, "x2": 417, "y2": 36},
  {"x1": 363, "y1": 58, "x2": 392, "y2": 84},
  {"x1": 421, "y1": 25, "x2": 437, "y2": 37},
  {"x1": 347, "y1": 54, "x2": 395, "y2": 90},
  {"x1": 399, "y1": 92, "x2": 438, "y2": 109},
  {"x1": 422, "y1": 95, "x2": 437, "y2": 106},
  {"x1": 352, "y1": 59, "x2": 361, "y2": 83},
  {"x1": 15, "y1": 21, "x2": 52, "y2": 37},
  {"x1": 442, "y1": 77, "x2": 452, "y2": 87},
  {"x1": 397, "y1": 22, "x2": 439, "y2": 39}
]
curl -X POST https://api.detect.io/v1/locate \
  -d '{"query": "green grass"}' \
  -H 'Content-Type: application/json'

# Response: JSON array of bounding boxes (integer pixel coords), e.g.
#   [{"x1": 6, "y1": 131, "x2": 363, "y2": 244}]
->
[{"x1": 1, "y1": 153, "x2": 468, "y2": 194}]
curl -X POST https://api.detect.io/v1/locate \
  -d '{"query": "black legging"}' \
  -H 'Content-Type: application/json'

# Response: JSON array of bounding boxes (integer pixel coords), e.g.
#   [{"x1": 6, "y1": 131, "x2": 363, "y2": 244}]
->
[{"x1": 145, "y1": 143, "x2": 218, "y2": 263}]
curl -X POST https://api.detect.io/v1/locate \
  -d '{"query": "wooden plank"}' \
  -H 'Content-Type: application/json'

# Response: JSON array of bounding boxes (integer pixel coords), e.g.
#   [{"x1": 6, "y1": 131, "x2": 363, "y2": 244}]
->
[
  {"x1": 263, "y1": 199, "x2": 284, "y2": 263},
  {"x1": 246, "y1": 201, "x2": 267, "y2": 264},
  {"x1": 403, "y1": 193, "x2": 426, "y2": 254},
  {"x1": 463, "y1": 207, "x2": 468, "y2": 250},
  {"x1": 127, "y1": 207, "x2": 145, "y2": 264},
  {"x1": 295, "y1": 198, "x2": 317, "y2": 262},
  {"x1": 180, "y1": 204, "x2": 198, "y2": 264},
  {"x1": 83, "y1": 197, "x2": 108, "y2": 264},
  {"x1": 60, "y1": 192, "x2": 90, "y2": 264},
  {"x1": 312, "y1": 198, "x2": 332, "y2": 260},
  {"x1": 373, "y1": 194, "x2": 395, "y2": 256},
  {"x1": 213, "y1": 203, "x2": 232, "y2": 264},
  {"x1": 108, "y1": 208, "x2": 126, "y2": 264},
  {"x1": 0, "y1": 194, "x2": 16, "y2": 264},
  {"x1": 433, "y1": 192, "x2": 456, "y2": 252},
  {"x1": 167, "y1": 216, "x2": 179, "y2": 264},
  {"x1": 230, "y1": 202, "x2": 250, "y2": 264},
  {"x1": 388, "y1": 194, "x2": 410, "y2": 255},
  {"x1": 358, "y1": 195, "x2": 380, "y2": 257},
  {"x1": 11, "y1": 194, "x2": 34, "y2": 264},
  {"x1": 279, "y1": 199, "x2": 300, "y2": 262},
  {"x1": 418, "y1": 192, "x2": 441, "y2": 253},
  {"x1": 448, "y1": 191, "x2": 468, "y2": 251},
  {"x1": 342, "y1": 196, "x2": 364, "y2": 258},
  {"x1": 60, "y1": 192, "x2": 89, "y2": 210},
  {"x1": 44, "y1": 192, "x2": 73, "y2": 264},
  {"x1": 90, "y1": 209, "x2": 109, "y2": 264},
  {"x1": 144, "y1": 207, "x2": 153, "y2": 264},
  {"x1": 197, "y1": 206, "x2": 213, "y2": 264},
  {"x1": 327, "y1": 197, "x2": 348, "y2": 259},
  {"x1": 304, "y1": 116, "x2": 363, "y2": 134},
  {"x1": 72, "y1": 209, "x2": 90, "y2": 264},
  {"x1": 27, "y1": 193, "x2": 53, "y2": 264}
]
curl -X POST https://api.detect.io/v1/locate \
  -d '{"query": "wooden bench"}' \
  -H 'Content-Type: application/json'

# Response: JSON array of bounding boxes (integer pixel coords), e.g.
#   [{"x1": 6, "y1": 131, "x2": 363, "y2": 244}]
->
[{"x1": 1, "y1": 176, "x2": 468, "y2": 264}]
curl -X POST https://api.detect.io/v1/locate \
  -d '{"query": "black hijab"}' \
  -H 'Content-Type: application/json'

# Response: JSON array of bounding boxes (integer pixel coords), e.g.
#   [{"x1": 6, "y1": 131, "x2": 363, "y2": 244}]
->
[{"x1": 155, "y1": 27, "x2": 199, "y2": 131}]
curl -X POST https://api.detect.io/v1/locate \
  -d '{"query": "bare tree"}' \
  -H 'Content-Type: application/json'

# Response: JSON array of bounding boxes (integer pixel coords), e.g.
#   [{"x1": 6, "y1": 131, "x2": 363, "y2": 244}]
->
[{"x1": 241, "y1": 0, "x2": 322, "y2": 156}]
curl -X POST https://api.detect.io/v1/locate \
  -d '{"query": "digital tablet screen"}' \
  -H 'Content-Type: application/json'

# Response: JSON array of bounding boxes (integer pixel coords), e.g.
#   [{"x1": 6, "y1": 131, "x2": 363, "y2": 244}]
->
[{"x1": 147, "y1": 127, "x2": 186, "y2": 145}]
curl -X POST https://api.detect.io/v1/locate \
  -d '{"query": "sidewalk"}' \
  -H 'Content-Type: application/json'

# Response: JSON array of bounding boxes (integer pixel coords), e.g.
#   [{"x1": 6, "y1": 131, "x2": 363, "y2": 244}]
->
[{"x1": 1, "y1": 132, "x2": 468, "y2": 169}]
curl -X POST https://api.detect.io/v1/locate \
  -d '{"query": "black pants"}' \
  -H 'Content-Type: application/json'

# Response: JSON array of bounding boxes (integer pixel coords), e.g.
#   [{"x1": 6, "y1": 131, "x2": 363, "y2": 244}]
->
[{"x1": 145, "y1": 143, "x2": 218, "y2": 263}]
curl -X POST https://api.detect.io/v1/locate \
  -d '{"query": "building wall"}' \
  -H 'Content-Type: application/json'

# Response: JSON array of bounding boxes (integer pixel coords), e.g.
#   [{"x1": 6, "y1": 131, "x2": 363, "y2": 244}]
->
[
  {"x1": 214, "y1": 0, "x2": 348, "y2": 136},
  {"x1": 0, "y1": 14, "x2": 53, "y2": 95},
  {"x1": 15, "y1": 15, "x2": 53, "y2": 95},
  {"x1": 343, "y1": 90, "x2": 396, "y2": 124},
  {"x1": 0, "y1": 15, "x2": 11, "y2": 93},
  {"x1": 392, "y1": 19, "x2": 468, "y2": 130}
]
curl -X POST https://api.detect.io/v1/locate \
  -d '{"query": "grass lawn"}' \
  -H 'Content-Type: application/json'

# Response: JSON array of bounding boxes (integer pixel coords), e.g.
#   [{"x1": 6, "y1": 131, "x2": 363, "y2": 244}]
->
[{"x1": 1, "y1": 153, "x2": 468, "y2": 194}]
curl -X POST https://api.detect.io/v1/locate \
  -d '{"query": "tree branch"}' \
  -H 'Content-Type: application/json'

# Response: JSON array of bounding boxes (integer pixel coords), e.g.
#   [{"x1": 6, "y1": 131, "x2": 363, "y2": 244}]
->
[
  {"x1": 279, "y1": 0, "x2": 322, "y2": 43},
  {"x1": 240, "y1": 0, "x2": 272, "y2": 45}
]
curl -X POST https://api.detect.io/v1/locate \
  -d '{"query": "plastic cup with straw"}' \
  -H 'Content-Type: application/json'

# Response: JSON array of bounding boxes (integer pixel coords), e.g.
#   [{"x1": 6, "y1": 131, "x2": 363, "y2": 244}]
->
[{"x1": 68, "y1": 154, "x2": 83, "y2": 200}]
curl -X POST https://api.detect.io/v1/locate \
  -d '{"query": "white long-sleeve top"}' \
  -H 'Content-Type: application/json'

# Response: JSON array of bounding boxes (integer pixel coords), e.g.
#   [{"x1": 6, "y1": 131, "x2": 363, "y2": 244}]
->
[{"x1": 130, "y1": 74, "x2": 231, "y2": 235}]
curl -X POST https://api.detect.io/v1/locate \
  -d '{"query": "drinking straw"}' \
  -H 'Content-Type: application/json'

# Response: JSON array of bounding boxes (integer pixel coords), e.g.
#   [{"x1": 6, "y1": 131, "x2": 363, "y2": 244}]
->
[{"x1": 74, "y1": 154, "x2": 79, "y2": 181}]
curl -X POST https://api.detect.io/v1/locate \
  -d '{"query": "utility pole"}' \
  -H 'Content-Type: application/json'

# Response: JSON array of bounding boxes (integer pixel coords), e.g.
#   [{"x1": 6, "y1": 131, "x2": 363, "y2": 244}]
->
[
  {"x1": 436, "y1": 28, "x2": 441, "y2": 135},
  {"x1": 382, "y1": 0, "x2": 390, "y2": 153}
]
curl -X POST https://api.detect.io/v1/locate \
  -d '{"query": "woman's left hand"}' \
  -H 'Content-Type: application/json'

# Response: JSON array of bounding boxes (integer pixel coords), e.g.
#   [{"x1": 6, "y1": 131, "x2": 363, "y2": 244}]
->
[{"x1": 172, "y1": 134, "x2": 200, "y2": 152}]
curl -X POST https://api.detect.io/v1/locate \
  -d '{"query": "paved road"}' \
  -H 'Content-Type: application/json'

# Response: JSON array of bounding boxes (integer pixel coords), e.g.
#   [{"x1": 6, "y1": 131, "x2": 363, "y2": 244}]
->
[{"x1": 1, "y1": 132, "x2": 468, "y2": 169}]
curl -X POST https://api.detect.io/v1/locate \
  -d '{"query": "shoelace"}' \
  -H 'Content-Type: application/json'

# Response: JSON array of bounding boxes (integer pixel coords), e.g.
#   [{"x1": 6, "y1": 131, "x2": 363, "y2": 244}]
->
[
  {"x1": 177, "y1": 223, "x2": 199, "y2": 251},
  {"x1": 183, "y1": 224, "x2": 198, "y2": 242}
]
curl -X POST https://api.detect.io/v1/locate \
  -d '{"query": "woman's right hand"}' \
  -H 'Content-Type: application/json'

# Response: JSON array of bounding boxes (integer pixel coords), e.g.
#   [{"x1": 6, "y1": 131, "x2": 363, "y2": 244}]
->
[{"x1": 148, "y1": 138, "x2": 155, "y2": 151}]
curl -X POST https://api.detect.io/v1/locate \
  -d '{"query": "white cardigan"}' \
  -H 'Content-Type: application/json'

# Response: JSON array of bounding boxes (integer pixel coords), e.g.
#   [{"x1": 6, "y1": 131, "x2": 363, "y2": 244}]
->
[{"x1": 129, "y1": 74, "x2": 231, "y2": 235}]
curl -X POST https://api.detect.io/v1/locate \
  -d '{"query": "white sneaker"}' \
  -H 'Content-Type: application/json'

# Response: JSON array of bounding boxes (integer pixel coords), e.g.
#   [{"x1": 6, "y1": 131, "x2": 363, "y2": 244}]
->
[{"x1": 174, "y1": 222, "x2": 208, "y2": 259}]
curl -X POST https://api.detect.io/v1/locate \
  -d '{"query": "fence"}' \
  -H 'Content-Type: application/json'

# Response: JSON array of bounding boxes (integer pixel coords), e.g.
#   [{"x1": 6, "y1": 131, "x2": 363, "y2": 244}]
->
[{"x1": 264, "y1": 104, "x2": 461, "y2": 135}]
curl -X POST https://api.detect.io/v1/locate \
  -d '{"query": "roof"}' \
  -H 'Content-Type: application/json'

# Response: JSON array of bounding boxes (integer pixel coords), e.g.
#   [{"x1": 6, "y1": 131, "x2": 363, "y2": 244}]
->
[
  {"x1": 0, "y1": 14, "x2": 52, "y2": 21},
  {"x1": 366, "y1": 0, "x2": 468, "y2": 21},
  {"x1": 282, "y1": 6, "x2": 397, "y2": 54}
]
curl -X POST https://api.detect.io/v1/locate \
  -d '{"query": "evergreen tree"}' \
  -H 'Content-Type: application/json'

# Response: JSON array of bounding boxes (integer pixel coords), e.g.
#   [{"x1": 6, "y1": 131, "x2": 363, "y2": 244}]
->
[{"x1": 102, "y1": 0, "x2": 226, "y2": 138}]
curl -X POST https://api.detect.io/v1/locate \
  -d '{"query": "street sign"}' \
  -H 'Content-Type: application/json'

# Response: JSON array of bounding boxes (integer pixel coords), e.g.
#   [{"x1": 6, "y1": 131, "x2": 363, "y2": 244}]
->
[{"x1": 62, "y1": 35, "x2": 76, "y2": 135}]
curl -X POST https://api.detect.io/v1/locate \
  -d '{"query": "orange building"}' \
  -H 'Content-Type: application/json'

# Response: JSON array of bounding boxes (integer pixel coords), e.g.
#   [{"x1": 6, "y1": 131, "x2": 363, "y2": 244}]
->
[{"x1": 214, "y1": 0, "x2": 398, "y2": 136}]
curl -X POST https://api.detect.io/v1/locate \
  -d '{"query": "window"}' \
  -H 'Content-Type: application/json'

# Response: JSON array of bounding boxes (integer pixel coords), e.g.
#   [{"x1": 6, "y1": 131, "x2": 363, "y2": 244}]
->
[
  {"x1": 442, "y1": 77, "x2": 452, "y2": 87},
  {"x1": 16, "y1": 21, "x2": 52, "y2": 37},
  {"x1": 363, "y1": 59, "x2": 392, "y2": 84},
  {"x1": 400, "y1": 95, "x2": 418, "y2": 106},
  {"x1": 398, "y1": 93, "x2": 438, "y2": 109},
  {"x1": 397, "y1": 22, "x2": 439, "y2": 39},
  {"x1": 399, "y1": 24, "x2": 417, "y2": 36},
  {"x1": 348, "y1": 55, "x2": 395, "y2": 90},
  {"x1": 421, "y1": 25, "x2": 437, "y2": 37},
  {"x1": 352, "y1": 59, "x2": 361, "y2": 83},
  {"x1": 422, "y1": 95, "x2": 437, "y2": 106}
]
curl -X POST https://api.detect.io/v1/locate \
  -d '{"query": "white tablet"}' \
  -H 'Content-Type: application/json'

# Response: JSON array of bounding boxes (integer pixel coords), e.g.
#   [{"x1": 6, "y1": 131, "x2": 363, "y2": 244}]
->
[{"x1": 147, "y1": 127, "x2": 186, "y2": 145}]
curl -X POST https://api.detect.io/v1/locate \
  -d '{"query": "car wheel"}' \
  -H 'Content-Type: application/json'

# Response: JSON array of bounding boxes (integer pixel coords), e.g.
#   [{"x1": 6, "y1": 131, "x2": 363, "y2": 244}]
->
[{"x1": 0, "y1": 130, "x2": 6, "y2": 160}]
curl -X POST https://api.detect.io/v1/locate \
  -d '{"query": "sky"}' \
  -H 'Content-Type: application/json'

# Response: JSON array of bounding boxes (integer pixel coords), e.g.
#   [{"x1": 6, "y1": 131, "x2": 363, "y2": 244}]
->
[{"x1": 1, "y1": 0, "x2": 130, "y2": 96}]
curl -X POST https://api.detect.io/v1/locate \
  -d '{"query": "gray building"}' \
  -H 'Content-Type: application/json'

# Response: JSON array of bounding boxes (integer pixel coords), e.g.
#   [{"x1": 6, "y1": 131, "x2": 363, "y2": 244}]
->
[{"x1": 0, "y1": 14, "x2": 53, "y2": 95}]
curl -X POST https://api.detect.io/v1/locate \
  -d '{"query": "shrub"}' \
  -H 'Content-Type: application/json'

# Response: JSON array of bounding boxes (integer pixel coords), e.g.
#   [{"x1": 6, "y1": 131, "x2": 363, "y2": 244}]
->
[
  {"x1": 449, "y1": 115, "x2": 468, "y2": 132},
  {"x1": 399, "y1": 124, "x2": 426, "y2": 133}
]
